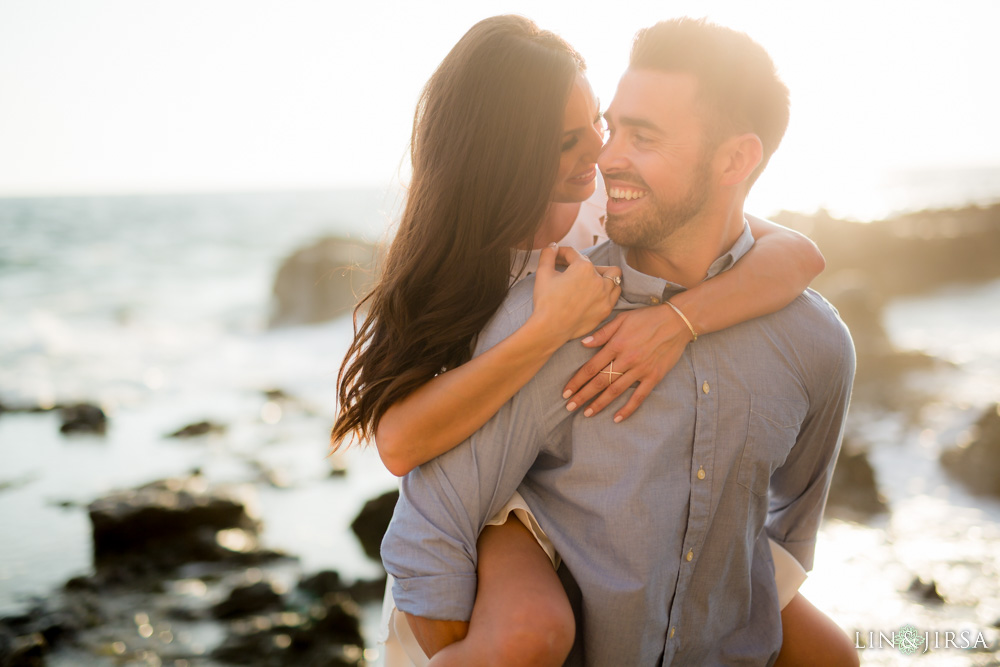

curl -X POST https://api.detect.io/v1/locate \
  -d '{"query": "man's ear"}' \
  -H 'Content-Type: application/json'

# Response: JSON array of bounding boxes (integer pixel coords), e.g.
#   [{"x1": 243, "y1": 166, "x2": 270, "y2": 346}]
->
[{"x1": 717, "y1": 133, "x2": 763, "y2": 187}]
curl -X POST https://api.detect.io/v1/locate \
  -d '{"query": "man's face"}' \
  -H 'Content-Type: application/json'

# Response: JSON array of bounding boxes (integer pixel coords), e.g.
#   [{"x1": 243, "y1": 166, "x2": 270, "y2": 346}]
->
[{"x1": 599, "y1": 69, "x2": 715, "y2": 249}]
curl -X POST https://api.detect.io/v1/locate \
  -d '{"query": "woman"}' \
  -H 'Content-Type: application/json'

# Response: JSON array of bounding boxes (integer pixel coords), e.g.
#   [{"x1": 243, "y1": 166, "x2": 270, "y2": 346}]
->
[{"x1": 333, "y1": 15, "x2": 857, "y2": 667}]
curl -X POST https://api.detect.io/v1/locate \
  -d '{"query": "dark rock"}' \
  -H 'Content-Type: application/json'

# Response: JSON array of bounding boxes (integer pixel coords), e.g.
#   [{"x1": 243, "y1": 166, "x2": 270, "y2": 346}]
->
[
  {"x1": 307, "y1": 595, "x2": 365, "y2": 649},
  {"x1": 212, "y1": 596, "x2": 364, "y2": 666},
  {"x1": 775, "y1": 203, "x2": 1000, "y2": 300},
  {"x1": 0, "y1": 590, "x2": 103, "y2": 660},
  {"x1": 1, "y1": 631, "x2": 46, "y2": 666},
  {"x1": 264, "y1": 389, "x2": 290, "y2": 401},
  {"x1": 298, "y1": 570, "x2": 343, "y2": 598},
  {"x1": 940, "y1": 404, "x2": 1000, "y2": 497},
  {"x1": 347, "y1": 576, "x2": 388, "y2": 604},
  {"x1": 299, "y1": 570, "x2": 386, "y2": 605},
  {"x1": 825, "y1": 439, "x2": 889, "y2": 520},
  {"x1": 88, "y1": 476, "x2": 261, "y2": 573},
  {"x1": 63, "y1": 576, "x2": 97, "y2": 593},
  {"x1": 907, "y1": 577, "x2": 945, "y2": 604},
  {"x1": 350, "y1": 490, "x2": 398, "y2": 561},
  {"x1": 269, "y1": 236, "x2": 380, "y2": 328},
  {"x1": 0, "y1": 624, "x2": 13, "y2": 661},
  {"x1": 167, "y1": 420, "x2": 226, "y2": 438},
  {"x1": 212, "y1": 580, "x2": 284, "y2": 619},
  {"x1": 823, "y1": 280, "x2": 936, "y2": 400},
  {"x1": 58, "y1": 403, "x2": 106, "y2": 435}
]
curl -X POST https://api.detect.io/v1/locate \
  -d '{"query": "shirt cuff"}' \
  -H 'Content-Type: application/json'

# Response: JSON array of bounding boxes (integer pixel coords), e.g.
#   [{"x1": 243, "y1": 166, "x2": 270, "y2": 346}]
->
[
  {"x1": 768, "y1": 537, "x2": 816, "y2": 572},
  {"x1": 391, "y1": 573, "x2": 478, "y2": 622}
]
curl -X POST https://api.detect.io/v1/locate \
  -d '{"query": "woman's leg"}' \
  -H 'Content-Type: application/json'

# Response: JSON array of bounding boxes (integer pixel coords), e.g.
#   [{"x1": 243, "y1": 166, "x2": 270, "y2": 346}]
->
[
  {"x1": 775, "y1": 592, "x2": 859, "y2": 667},
  {"x1": 421, "y1": 518, "x2": 575, "y2": 667}
]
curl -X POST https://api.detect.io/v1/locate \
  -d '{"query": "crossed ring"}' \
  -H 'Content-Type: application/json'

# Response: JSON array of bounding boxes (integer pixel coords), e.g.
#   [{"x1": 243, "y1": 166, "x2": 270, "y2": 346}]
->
[
  {"x1": 603, "y1": 275, "x2": 622, "y2": 286},
  {"x1": 602, "y1": 361, "x2": 625, "y2": 383}
]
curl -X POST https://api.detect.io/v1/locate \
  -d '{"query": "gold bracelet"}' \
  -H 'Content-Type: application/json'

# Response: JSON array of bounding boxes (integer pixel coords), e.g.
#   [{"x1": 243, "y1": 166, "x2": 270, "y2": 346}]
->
[{"x1": 666, "y1": 301, "x2": 698, "y2": 342}]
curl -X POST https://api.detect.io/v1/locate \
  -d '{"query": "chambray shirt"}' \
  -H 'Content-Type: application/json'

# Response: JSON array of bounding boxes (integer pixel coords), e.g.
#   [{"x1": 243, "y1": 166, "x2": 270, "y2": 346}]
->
[{"x1": 382, "y1": 224, "x2": 855, "y2": 665}]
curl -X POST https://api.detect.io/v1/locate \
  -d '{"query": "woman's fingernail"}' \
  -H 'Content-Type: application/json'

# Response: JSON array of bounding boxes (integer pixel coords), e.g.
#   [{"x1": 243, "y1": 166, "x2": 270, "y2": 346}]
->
[
  {"x1": 562, "y1": 389, "x2": 572, "y2": 399},
  {"x1": 614, "y1": 415, "x2": 624, "y2": 423},
  {"x1": 581, "y1": 336, "x2": 594, "y2": 345},
  {"x1": 584, "y1": 408, "x2": 594, "y2": 417},
  {"x1": 566, "y1": 402, "x2": 577, "y2": 411}
]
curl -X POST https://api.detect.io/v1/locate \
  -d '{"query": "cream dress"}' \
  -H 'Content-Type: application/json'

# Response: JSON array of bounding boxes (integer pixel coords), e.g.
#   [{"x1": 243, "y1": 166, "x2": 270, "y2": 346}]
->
[{"x1": 376, "y1": 180, "x2": 806, "y2": 665}]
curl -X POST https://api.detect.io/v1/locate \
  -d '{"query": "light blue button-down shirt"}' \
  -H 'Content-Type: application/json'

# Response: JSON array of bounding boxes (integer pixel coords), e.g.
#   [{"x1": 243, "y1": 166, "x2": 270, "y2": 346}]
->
[{"x1": 382, "y1": 225, "x2": 855, "y2": 665}]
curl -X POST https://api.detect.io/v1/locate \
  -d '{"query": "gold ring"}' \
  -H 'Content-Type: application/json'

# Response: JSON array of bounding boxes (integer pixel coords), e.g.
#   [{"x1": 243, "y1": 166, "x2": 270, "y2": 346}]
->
[
  {"x1": 603, "y1": 361, "x2": 625, "y2": 383},
  {"x1": 603, "y1": 275, "x2": 622, "y2": 286}
]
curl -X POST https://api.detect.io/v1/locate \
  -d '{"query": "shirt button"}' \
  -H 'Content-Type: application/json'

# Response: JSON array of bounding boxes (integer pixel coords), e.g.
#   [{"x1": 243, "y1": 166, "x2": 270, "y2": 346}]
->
[
  {"x1": 650, "y1": 296, "x2": 661, "y2": 305},
  {"x1": 669, "y1": 626, "x2": 676, "y2": 639},
  {"x1": 686, "y1": 550, "x2": 694, "y2": 562},
  {"x1": 702, "y1": 381, "x2": 710, "y2": 394},
  {"x1": 697, "y1": 467, "x2": 706, "y2": 480}
]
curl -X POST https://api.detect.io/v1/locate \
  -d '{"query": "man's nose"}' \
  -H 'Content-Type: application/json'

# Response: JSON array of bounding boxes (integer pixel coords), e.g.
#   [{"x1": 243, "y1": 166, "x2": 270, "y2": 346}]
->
[{"x1": 599, "y1": 133, "x2": 628, "y2": 173}]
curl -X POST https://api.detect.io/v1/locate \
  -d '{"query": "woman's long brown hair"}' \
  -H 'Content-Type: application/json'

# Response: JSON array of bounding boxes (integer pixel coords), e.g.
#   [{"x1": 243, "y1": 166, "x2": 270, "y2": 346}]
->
[{"x1": 331, "y1": 16, "x2": 584, "y2": 448}]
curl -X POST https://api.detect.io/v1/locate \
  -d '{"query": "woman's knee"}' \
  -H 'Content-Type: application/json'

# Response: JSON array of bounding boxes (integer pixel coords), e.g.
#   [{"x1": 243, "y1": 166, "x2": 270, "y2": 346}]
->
[{"x1": 483, "y1": 592, "x2": 575, "y2": 666}]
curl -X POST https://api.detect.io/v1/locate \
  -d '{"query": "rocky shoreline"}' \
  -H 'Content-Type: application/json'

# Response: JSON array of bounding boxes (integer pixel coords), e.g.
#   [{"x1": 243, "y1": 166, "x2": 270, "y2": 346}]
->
[{"x1": 1, "y1": 472, "x2": 386, "y2": 666}]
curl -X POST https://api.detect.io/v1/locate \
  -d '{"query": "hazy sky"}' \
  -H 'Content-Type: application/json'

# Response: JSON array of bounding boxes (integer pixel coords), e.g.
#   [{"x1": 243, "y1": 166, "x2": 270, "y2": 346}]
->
[{"x1": 1, "y1": 0, "x2": 998, "y2": 208}]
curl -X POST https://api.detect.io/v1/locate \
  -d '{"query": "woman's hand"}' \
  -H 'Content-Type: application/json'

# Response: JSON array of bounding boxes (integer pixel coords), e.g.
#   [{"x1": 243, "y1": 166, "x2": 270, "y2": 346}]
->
[
  {"x1": 530, "y1": 244, "x2": 622, "y2": 347},
  {"x1": 561, "y1": 304, "x2": 692, "y2": 423}
]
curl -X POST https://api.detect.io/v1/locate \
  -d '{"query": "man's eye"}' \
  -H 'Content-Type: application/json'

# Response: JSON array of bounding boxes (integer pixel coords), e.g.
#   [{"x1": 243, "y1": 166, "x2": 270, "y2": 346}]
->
[
  {"x1": 561, "y1": 136, "x2": 579, "y2": 152},
  {"x1": 634, "y1": 134, "x2": 651, "y2": 145}
]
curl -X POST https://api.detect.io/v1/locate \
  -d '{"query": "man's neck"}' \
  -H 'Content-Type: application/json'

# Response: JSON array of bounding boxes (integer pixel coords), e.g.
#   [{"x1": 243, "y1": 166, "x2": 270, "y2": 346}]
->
[{"x1": 626, "y1": 201, "x2": 746, "y2": 287}]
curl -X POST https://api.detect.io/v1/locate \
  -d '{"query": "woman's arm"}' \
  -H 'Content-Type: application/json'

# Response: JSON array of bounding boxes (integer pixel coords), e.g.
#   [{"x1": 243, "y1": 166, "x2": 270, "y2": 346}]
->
[
  {"x1": 375, "y1": 246, "x2": 621, "y2": 476},
  {"x1": 671, "y1": 214, "x2": 825, "y2": 334},
  {"x1": 561, "y1": 216, "x2": 824, "y2": 422}
]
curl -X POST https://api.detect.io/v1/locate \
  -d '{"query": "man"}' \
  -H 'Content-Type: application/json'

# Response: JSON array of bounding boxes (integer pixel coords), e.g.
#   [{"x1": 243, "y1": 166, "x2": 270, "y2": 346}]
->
[{"x1": 382, "y1": 18, "x2": 855, "y2": 665}]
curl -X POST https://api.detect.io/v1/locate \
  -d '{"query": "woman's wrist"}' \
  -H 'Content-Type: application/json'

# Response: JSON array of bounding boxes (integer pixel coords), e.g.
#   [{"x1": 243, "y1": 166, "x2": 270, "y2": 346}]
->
[
  {"x1": 665, "y1": 301, "x2": 698, "y2": 342},
  {"x1": 522, "y1": 310, "x2": 574, "y2": 357},
  {"x1": 666, "y1": 291, "x2": 708, "y2": 336},
  {"x1": 656, "y1": 301, "x2": 696, "y2": 345}
]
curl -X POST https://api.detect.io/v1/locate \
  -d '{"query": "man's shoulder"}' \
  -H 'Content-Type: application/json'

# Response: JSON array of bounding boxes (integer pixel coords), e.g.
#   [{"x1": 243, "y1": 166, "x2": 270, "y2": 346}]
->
[
  {"x1": 783, "y1": 288, "x2": 852, "y2": 341},
  {"x1": 763, "y1": 287, "x2": 856, "y2": 383}
]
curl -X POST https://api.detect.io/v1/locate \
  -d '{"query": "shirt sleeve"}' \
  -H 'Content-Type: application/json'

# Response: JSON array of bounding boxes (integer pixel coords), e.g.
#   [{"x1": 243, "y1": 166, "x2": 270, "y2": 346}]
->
[
  {"x1": 380, "y1": 299, "x2": 551, "y2": 622},
  {"x1": 766, "y1": 312, "x2": 856, "y2": 571}
]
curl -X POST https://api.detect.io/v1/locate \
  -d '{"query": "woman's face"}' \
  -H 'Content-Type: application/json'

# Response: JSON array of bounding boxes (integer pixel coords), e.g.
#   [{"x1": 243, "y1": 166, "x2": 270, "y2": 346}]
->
[{"x1": 551, "y1": 73, "x2": 605, "y2": 203}]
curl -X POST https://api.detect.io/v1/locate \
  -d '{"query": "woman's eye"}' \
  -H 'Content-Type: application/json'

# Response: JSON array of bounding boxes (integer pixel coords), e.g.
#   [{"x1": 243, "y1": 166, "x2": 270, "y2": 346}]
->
[
  {"x1": 561, "y1": 136, "x2": 579, "y2": 152},
  {"x1": 634, "y1": 134, "x2": 651, "y2": 145}
]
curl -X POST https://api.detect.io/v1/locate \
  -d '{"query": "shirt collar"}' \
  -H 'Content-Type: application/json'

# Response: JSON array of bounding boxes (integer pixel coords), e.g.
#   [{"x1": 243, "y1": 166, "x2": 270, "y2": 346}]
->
[{"x1": 609, "y1": 220, "x2": 756, "y2": 305}]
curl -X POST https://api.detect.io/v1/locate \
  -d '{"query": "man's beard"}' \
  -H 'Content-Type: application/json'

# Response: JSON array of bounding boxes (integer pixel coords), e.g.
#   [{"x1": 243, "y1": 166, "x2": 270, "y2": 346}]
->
[{"x1": 605, "y1": 158, "x2": 713, "y2": 249}]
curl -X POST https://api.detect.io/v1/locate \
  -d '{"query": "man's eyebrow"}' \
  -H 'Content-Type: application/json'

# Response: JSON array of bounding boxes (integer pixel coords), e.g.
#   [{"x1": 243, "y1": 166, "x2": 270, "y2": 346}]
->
[{"x1": 617, "y1": 115, "x2": 662, "y2": 133}]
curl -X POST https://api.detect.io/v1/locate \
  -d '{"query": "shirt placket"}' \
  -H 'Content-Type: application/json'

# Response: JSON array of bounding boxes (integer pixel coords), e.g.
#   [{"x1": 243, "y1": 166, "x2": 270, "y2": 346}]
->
[{"x1": 662, "y1": 333, "x2": 718, "y2": 662}]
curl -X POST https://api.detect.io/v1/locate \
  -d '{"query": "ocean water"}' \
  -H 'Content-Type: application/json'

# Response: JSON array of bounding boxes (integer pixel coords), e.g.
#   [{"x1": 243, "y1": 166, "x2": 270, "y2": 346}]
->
[
  {"x1": 1, "y1": 175, "x2": 999, "y2": 662},
  {"x1": 0, "y1": 189, "x2": 402, "y2": 636}
]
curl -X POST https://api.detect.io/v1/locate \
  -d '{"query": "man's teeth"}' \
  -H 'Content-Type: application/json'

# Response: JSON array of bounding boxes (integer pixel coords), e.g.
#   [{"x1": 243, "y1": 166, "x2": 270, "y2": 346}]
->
[{"x1": 609, "y1": 187, "x2": 647, "y2": 201}]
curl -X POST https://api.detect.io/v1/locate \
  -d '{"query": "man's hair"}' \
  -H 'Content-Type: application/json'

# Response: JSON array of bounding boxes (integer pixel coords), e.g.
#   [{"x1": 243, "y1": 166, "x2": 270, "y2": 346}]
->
[{"x1": 630, "y1": 17, "x2": 789, "y2": 185}]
